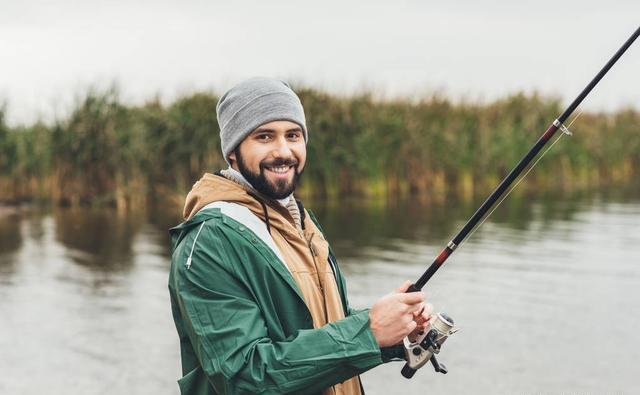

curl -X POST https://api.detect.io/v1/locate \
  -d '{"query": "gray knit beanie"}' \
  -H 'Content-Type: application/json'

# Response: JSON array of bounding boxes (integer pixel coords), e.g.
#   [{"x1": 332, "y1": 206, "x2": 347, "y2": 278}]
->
[{"x1": 216, "y1": 77, "x2": 308, "y2": 165}]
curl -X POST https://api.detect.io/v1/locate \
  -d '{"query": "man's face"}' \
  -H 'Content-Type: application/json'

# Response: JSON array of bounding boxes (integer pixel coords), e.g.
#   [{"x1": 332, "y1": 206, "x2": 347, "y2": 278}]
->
[{"x1": 229, "y1": 120, "x2": 306, "y2": 199}]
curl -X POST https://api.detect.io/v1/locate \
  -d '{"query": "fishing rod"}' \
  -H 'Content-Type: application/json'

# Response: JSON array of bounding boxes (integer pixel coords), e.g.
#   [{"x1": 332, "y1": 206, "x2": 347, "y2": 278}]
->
[{"x1": 401, "y1": 26, "x2": 640, "y2": 379}]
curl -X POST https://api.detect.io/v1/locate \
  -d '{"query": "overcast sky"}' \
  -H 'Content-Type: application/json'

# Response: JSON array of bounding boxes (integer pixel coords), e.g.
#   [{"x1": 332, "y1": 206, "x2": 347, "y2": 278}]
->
[{"x1": 1, "y1": 0, "x2": 639, "y2": 125}]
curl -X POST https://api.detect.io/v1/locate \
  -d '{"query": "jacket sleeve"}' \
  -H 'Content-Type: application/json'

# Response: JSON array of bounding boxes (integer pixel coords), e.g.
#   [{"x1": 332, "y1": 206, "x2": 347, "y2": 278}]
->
[
  {"x1": 334, "y1": 252, "x2": 405, "y2": 363},
  {"x1": 172, "y1": 223, "x2": 384, "y2": 395},
  {"x1": 347, "y1": 308, "x2": 405, "y2": 362}
]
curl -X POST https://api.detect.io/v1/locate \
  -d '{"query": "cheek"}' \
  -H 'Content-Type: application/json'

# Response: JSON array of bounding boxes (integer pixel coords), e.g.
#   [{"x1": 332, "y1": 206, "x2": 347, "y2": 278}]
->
[
  {"x1": 294, "y1": 145, "x2": 307, "y2": 168},
  {"x1": 239, "y1": 143, "x2": 266, "y2": 170}
]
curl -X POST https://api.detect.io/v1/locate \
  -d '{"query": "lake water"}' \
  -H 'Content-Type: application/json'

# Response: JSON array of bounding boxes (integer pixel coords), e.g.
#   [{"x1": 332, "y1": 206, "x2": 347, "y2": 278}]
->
[{"x1": 1, "y1": 189, "x2": 639, "y2": 395}]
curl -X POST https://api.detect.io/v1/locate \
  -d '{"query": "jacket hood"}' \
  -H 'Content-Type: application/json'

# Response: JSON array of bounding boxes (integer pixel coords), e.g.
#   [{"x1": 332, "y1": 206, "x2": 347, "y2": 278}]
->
[
  {"x1": 183, "y1": 173, "x2": 246, "y2": 220},
  {"x1": 182, "y1": 172, "x2": 296, "y2": 230}
]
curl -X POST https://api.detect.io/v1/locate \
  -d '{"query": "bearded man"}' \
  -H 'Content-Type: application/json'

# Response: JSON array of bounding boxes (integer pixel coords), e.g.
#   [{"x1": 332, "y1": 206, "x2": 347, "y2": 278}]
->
[{"x1": 169, "y1": 77, "x2": 431, "y2": 395}]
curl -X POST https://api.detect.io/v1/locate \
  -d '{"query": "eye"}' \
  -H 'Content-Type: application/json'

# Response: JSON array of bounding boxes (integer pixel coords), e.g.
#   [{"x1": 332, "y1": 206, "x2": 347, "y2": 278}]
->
[
  {"x1": 256, "y1": 133, "x2": 272, "y2": 142},
  {"x1": 287, "y1": 131, "x2": 302, "y2": 140}
]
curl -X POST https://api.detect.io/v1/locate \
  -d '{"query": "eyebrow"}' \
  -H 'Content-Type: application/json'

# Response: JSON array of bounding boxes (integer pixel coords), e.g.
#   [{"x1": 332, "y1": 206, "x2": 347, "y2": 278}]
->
[{"x1": 252, "y1": 126, "x2": 302, "y2": 134}]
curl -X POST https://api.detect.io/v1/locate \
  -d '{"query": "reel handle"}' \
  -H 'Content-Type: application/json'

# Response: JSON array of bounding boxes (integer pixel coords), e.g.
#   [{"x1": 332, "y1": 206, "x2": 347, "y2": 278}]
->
[
  {"x1": 401, "y1": 364, "x2": 417, "y2": 378},
  {"x1": 401, "y1": 355, "x2": 447, "y2": 378}
]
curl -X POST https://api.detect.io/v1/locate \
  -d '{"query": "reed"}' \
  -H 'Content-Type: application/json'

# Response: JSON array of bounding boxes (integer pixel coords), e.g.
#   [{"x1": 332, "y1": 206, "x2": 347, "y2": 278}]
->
[{"x1": 0, "y1": 88, "x2": 637, "y2": 208}]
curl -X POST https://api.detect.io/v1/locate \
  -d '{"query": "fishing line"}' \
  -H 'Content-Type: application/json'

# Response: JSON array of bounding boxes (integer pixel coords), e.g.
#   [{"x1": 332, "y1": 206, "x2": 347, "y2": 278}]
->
[
  {"x1": 459, "y1": 108, "x2": 585, "y2": 247},
  {"x1": 401, "y1": 26, "x2": 638, "y2": 379}
]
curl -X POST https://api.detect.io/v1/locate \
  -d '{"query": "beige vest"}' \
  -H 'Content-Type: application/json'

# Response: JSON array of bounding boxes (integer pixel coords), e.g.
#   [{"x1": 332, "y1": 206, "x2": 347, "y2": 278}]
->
[{"x1": 270, "y1": 213, "x2": 362, "y2": 395}]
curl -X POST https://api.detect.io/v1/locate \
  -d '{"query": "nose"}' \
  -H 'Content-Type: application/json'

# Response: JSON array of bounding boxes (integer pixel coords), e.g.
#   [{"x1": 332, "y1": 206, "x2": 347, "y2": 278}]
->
[{"x1": 271, "y1": 135, "x2": 294, "y2": 158}]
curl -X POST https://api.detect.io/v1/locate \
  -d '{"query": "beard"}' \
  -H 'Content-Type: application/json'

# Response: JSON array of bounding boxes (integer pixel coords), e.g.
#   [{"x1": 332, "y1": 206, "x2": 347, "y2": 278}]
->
[{"x1": 234, "y1": 147, "x2": 304, "y2": 200}]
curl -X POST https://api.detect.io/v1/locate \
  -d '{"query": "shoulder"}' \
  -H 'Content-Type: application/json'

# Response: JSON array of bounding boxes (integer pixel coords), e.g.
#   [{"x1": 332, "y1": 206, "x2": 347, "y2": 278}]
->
[
  {"x1": 171, "y1": 202, "x2": 281, "y2": 270},
  {"x1": 169, "y1": 205, "x2": 260, "y2": 289},
  {"x1": 170, "y1": 205, "x2": 251, "y2": 264}
]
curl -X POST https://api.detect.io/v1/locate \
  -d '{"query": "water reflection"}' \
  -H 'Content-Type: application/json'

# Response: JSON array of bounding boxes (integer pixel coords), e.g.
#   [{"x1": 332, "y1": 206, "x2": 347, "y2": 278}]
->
[
  {"x1": 314, "y1": 189, "x2": 615, "y2": 260},
  {"x1": 53, "y1": 208, "x2": 144, "y2": 271},
  {"x1": 0, "y1": 212, "x2": 22, "y2": 282},
  {"x1": 0, "y1": 187, "x2": 639, "y2": 395}
]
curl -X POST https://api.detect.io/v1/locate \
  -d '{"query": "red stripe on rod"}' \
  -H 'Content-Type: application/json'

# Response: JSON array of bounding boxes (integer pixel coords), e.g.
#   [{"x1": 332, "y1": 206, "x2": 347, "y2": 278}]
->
[
  {"x1": 435, "y1": 248, "x2": 451, "y2": 265},
  {"x1": 542, "y1": 124, "x2": 558, "y2": 141}
]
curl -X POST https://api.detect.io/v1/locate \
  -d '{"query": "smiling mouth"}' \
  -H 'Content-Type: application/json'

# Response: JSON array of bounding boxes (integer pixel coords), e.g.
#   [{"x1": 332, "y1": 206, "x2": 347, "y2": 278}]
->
[{"x1": 265, "y1": 165, "x2": 294, "y2": 174}]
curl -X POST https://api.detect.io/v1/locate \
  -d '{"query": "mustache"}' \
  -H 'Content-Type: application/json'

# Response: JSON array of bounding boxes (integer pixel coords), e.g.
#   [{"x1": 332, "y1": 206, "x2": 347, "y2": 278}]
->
[{"x1": 260, "y1": 158, "x2": 299, "y2": 168}]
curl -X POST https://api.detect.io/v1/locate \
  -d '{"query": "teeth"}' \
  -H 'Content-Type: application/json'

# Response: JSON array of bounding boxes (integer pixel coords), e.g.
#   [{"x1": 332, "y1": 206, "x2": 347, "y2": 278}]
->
[{"x1": 269, "y1": 166, "x2": 291, "y2": 174}]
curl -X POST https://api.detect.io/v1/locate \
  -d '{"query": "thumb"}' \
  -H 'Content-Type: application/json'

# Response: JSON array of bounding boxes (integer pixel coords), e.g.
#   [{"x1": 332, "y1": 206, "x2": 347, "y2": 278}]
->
[{"x1": 395, "y1": 280, "x2": 413, "y2": 293}]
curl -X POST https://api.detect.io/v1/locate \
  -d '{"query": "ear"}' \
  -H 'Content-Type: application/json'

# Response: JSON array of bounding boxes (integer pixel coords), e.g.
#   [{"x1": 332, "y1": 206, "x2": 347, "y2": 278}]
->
[{"x1": 228, "y1": 151, "x2": 236, "y2": 164}]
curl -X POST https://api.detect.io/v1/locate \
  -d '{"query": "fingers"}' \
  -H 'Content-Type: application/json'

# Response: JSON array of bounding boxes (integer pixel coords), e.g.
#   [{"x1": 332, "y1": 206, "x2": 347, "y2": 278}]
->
[
  {"x1": 412, "y1": 303, "x2": 425, "y2": 318},
  {"x1": 394, "y1": 280, "x2": 412, "y2": 293},
  {"x1": 412, "y1": 305, "x2": 426, "y2": 324},
  {"x1": 370, "y1": 285, "x2": 434, "y2": 347},
  {"x1": 421, "y1": 303, "x2": 434, "y2": 318},
  {"x1": 399, "y1": 291, "x2": 425, "y2": 306},
  {"x1": 409, "y1": 301, "x2": 433, "y2": 329}
]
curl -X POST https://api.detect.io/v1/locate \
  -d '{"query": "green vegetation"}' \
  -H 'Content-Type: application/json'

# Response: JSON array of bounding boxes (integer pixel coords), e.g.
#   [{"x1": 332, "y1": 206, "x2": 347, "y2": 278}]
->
[{"x1": 0, "y1": 88, "x2": 638, "y2": 208}]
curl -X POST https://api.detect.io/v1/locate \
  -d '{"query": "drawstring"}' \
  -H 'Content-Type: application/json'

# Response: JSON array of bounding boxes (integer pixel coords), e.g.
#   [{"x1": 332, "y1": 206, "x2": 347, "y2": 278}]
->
[
  {"x1": 186, "y1": 221, "x2": 206, "y2": 269},
  {"x1": 258, "y1": 199, "x2": 272, "y2": 235},
  {"x1": 296, "y1": 199, "x2": 306, "y2": 230},
  {"x1": 246, "y1": 190, "x2": 272, "y2": 235}
]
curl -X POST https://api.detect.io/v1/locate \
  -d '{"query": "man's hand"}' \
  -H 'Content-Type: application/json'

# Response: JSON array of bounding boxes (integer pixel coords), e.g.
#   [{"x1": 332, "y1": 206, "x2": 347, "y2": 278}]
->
[
  {"x1": 407, "y1": 302, "x2": 434, "y2": 342},
  {"x1": 369, "y1": 281, "x2": 428, "y2": 347}
]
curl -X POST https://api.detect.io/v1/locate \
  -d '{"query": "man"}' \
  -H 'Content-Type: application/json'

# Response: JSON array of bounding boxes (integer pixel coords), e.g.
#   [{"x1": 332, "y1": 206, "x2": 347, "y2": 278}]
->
[{"x1": 169, "y1": 77, "x2": 432, "y2": 395}]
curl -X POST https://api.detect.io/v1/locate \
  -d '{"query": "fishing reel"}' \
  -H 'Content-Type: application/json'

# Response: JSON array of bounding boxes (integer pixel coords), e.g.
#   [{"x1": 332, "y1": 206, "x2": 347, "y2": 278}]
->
[{"x1": 401, "y1": 312, "x2": 458, "y2": 378}]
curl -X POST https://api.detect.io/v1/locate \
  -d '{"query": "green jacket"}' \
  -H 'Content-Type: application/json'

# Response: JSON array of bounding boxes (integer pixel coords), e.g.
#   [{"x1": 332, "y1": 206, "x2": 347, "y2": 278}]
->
[{"x1": 169, "y1": 205, "x2": 402, "y2": 395}]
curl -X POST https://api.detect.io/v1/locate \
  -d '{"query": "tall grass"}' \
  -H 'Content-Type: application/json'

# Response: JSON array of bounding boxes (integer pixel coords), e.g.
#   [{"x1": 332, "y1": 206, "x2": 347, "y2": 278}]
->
[{"x1": 0, "y1": 88, "x2": 637, "y2": 208}]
